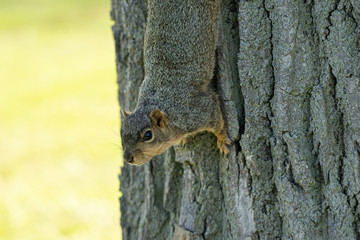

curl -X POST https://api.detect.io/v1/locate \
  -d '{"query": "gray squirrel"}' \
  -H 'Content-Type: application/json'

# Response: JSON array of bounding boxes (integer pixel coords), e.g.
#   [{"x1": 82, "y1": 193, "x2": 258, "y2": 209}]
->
[{"x1": 120, "y1": 0, "x2": 230, "y2": 165}]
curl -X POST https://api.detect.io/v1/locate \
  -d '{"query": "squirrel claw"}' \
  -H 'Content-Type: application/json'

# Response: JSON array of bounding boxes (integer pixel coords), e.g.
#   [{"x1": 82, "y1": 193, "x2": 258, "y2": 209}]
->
[
  {"x1": 180, "y1": 137, "x2": 188, "y2": 146},
  {"x1": 216, "y1": 133, "x2": 231, "y2": 155},
  {"x1": 218, "y1": 139, "x2": 230, "y2": 155}
]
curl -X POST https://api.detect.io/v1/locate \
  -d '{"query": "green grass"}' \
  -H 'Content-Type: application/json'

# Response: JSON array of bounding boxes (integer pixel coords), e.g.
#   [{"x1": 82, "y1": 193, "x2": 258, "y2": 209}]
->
[{"x1": 0, "y1": 0, "x2": 122, "y2": 239}]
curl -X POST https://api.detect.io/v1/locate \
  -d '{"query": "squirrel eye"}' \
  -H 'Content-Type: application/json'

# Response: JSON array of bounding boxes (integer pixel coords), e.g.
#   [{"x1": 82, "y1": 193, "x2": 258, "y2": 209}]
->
[{"x1": 143, "y1": 130, "x2": 153, "y2": 141}]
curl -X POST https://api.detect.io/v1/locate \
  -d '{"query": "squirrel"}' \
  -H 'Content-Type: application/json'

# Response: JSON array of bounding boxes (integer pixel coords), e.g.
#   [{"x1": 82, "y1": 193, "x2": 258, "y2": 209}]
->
[{"x1": 120, "y1": 0, "x2": 230, "y2": 165}]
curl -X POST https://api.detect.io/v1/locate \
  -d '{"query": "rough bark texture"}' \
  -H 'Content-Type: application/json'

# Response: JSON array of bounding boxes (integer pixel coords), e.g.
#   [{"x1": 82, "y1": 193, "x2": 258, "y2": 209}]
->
[{"x1": 111, "y1": 0, "x2": 360, "y2": 239}]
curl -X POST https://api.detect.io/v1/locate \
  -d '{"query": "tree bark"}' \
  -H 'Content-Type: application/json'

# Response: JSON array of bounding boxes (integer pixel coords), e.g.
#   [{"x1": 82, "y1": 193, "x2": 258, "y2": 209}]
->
[{"x1": 111, "y1": 0, "x2": 360, "y2": 239}]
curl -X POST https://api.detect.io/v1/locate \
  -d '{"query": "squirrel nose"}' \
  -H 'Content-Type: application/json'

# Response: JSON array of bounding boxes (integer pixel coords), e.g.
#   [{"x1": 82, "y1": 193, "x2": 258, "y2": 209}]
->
[{"x1": 124, "y1": 150, "x2": 134, "y2": 163}]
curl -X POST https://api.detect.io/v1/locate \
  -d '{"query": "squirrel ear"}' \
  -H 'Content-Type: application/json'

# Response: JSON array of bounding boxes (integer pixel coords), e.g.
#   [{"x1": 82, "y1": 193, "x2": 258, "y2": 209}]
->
[
  {"x1": 150, "y1": 109, "x2": 167, "y2": 128},
  {"x1": 121, "y1": 110, "x2": 131, "y2": 119}
]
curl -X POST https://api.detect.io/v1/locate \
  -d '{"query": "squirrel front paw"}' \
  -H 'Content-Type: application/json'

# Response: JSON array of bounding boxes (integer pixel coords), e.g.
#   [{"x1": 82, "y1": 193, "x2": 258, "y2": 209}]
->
[{"x1": 216, "y1": 130, "x2": 231, "y2": 155}]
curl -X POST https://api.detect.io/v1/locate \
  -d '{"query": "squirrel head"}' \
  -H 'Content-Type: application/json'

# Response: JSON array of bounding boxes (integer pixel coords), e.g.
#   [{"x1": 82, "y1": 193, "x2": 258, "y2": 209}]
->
[{"x1": 120, "y1": 108, "x2": 173, "y2": 166}]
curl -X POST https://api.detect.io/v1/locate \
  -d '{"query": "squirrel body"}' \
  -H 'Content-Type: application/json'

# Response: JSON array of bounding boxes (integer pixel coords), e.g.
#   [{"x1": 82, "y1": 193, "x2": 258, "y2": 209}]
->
[{"x1": 121, "y1": 0, "x2": 230, "y2": 165}]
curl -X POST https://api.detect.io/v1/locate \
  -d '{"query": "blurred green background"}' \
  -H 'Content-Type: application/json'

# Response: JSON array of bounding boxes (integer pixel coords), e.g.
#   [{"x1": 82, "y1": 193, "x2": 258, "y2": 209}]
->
[{"x1": 0, "y1": 0, "x2": 122, "y2": 239}]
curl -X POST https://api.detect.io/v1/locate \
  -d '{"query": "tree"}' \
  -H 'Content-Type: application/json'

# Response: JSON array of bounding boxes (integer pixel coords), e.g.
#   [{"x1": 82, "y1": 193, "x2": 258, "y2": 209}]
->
[{"x1": 111, "y1": 0, "x2": 360, "y2": 239}]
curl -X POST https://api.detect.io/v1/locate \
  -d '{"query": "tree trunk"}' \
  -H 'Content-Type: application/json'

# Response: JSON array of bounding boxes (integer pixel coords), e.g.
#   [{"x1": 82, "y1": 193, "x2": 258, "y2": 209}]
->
[{"x1": 111, "y1": 0, "x2": 360, "y2": 239}]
